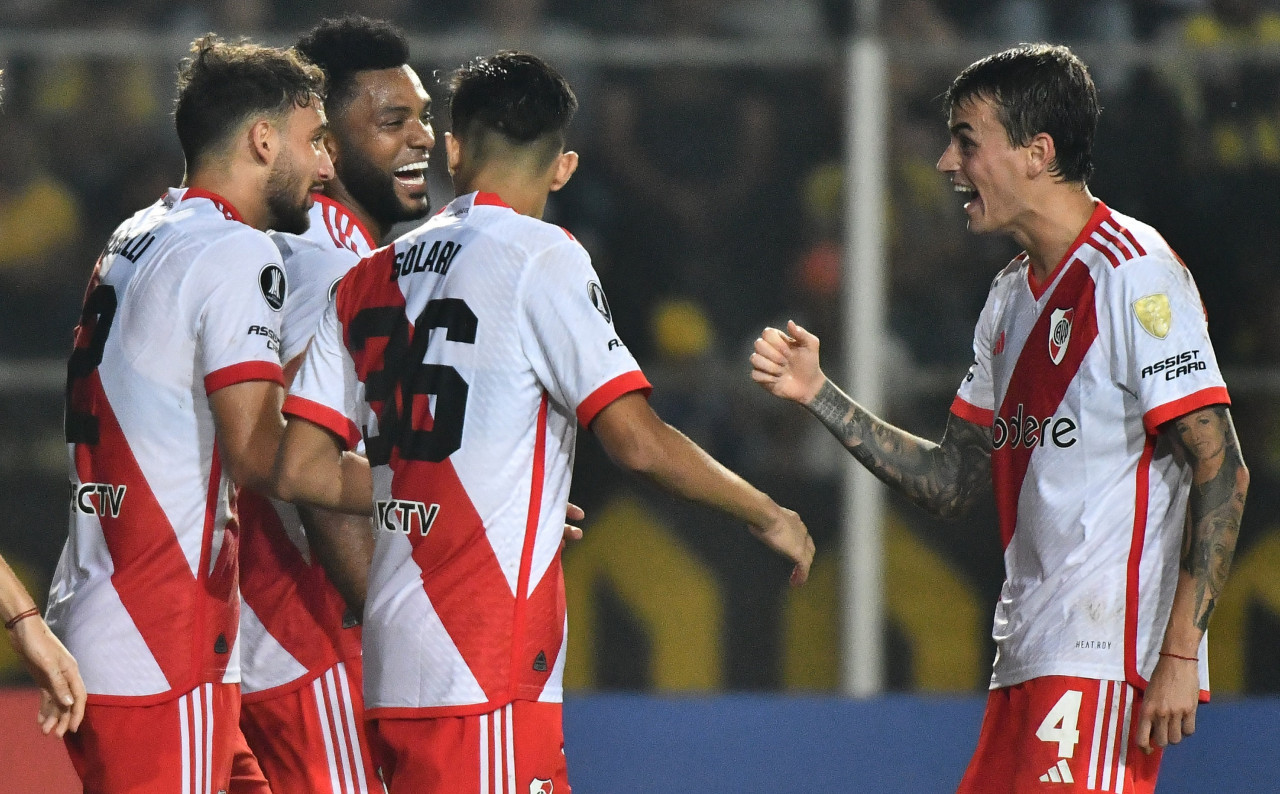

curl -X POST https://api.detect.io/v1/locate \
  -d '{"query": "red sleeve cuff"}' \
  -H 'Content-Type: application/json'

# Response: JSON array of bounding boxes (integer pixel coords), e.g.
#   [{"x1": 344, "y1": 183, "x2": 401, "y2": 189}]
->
[
  {"x1": 950, "y1": 395, "x2": 994, "y2": 427},
  {"x1": 1142, "y1": 386, "x2": 1231, "y2": 434},
  {"x1": 282, "y1": 395, "x2": 362, "y2": 451},
  {"x1": 204, "y1": 360, "x2": 285, "y2": 395},
  {"x1": 577, "y1": 370, "x2": 653, "y2": 427}
]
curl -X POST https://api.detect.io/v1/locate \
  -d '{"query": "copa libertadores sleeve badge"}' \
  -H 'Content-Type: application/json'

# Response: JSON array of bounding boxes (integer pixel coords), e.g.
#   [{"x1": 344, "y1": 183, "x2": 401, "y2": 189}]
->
[
  {"x1": 259, "y1": 263, "x2": 287, "y2": 311},
  {"x1": 587, "y1": 281, "x2": 612, "y2": 324}
]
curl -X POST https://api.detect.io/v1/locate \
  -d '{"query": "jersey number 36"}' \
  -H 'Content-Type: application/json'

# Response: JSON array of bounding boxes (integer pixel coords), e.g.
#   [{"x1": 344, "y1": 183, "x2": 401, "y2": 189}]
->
[{"x1": 349, "y1": 298, "x2": 478, "y2": 466}]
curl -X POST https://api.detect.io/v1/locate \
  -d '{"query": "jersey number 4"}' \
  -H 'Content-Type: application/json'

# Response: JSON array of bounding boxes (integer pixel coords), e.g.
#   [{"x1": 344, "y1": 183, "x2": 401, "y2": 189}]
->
[
  {"x1": 1036, "y1": 689, "x2": 1083, "y2": 758},
  {"x1": 65, "y1": 282, "x2": 118, "y2": 445},
  {"x1": 349, "y1": 298, "x2": 478, "y2": 466}
]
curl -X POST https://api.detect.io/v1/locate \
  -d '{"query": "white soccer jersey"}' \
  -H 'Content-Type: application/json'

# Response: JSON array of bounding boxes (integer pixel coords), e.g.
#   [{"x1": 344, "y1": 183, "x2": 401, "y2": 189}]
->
[
  {"x1": 47, "y1": 187, "x2": 287, "y2": 703},
  {"x1": 285, "y1": 192, "x2": 650, "y2": 716},
  {"x1": 238, "y1": 196, "x2": 375, "y2": 698},
  {"x1": 951, "y1": 201, "x2": 1229, "y2": 694}
]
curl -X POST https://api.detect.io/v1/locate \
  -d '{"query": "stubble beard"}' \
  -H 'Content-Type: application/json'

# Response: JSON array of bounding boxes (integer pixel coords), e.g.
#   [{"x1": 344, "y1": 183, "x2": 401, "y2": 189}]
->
[
  {"x1": 265, "y1": 157, "x2": 312, "y2": 235},
  {"x1": 338, "y1": 145, "x2": 431, "y2": 232}
]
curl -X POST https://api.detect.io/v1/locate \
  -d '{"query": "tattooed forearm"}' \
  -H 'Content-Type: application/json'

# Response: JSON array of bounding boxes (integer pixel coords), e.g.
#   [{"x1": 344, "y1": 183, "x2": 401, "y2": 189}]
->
[
  {"x1": 1170, "y1": 405, "x2": 1249, "y2": 632},
  {"x1": 807, "y1": 380, "x2": 992, "y2": 519}
]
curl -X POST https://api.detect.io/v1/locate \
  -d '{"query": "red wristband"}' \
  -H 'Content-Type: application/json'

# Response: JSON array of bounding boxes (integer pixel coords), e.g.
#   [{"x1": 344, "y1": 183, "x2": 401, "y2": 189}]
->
[
  {"x1": 1158, "y1": 651, "x2": 1198, "y2": 663},
  {"x1": 4, "y1": 607, "x2": 40, "y2": 631}
]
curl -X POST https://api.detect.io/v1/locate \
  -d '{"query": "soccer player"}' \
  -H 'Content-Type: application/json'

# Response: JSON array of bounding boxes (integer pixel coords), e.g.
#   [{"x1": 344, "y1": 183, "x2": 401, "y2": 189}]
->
[
  {"x1": 751, "y1": 44, "x2": 1248, "y2": 793},
  {"x1": 234, "y1": 16, "x2": 432, "y2": 793},
  {"x1": 273, "y1": 51, "x2": 815, "y2": 792},
  {"x1": 46, "y1": 36, "x2": 332, "y2": 792}
]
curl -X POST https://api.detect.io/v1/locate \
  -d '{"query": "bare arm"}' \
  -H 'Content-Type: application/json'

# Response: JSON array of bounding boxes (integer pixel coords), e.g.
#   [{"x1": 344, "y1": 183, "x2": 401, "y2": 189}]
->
[
  {"x1": 591, "y1": 392, "x2": 814, "y2": 586},
  {"x1": 274, "y1": 416, "x2": 373, "y2": 515},
  {"x1": 1173, "y1": 405, "x2": 1249, "y2": 633},
  {"x1": 1138, "y1": 404, "x2": 1248, "y2": 753},
  {"x1": 298, "y1": 506, "x2": 374, "y2": 614},
  {"x1": 209, "y1": 379, "x2": 286, "y2": 496},
  {"x1": 751, "y1": 321, "x2": 992, "y2": 519},
  {"x1": 1, "y1": 555, "x2": 85, "y2": 737}
]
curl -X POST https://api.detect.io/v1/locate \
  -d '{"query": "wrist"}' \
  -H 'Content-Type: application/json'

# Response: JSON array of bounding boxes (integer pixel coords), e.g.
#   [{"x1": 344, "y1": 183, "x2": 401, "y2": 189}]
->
[
  {"x1": 4, "y1": 606, "x2": 40, "y2": 632},
  {"x1": 800, "y1": 376, "x2": 830, "y2": 409},
  {"x1": 1158, "y1": 650, "x2": 1199, "y2": 663},
  {"x1": 752, "y1": 496, "x2": 783, "y2": 529}
]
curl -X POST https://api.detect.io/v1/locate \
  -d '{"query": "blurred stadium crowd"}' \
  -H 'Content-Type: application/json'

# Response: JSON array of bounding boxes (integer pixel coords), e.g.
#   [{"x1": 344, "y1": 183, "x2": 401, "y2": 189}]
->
[{"x1": 3, "y1": 0, "x2": 1280, "y2": 693}]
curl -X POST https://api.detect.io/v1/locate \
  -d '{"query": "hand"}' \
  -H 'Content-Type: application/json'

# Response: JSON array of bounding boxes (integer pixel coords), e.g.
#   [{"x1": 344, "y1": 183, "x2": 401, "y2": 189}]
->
[
  {"x1": 748, "y1": 506, "x2": 815, "y2": 587},
  {"x1": 563, "y1": 502, "x2": 586, "y2": 542},
  {"x1": 750, "y1": 321, "x2": 826, "y2": 406},
  {"x1": 8, "y1": 617, "x2": 86, "y2": 737},
  {"x1": 1135, "y1": 653, "x2": 1200, "y2": 754}
]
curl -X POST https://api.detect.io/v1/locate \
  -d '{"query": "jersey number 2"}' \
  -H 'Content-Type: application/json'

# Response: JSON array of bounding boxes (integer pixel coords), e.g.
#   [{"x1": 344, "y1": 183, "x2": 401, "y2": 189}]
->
[
  {"x1": 350, "y1": 298, "x2": 477, "y2": 466},
  {"x1": 64, "y1": 283, "x2": 118, "y2": 444}
]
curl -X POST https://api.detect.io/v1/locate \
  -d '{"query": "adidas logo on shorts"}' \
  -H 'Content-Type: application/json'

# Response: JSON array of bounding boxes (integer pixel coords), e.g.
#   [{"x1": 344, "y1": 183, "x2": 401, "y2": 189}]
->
[{"x1": 1039, "y1": 759, "x2": 1074, "y2": 784}]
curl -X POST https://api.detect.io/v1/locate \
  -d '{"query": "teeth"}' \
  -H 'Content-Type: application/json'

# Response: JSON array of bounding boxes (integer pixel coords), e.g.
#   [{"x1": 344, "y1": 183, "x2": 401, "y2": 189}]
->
[
  {"x1": 954, "y1": 184, "x2": 976, "y2": 194},
  {"x1": 395, "y1": 160, "x2": 430, "y2": 174}
]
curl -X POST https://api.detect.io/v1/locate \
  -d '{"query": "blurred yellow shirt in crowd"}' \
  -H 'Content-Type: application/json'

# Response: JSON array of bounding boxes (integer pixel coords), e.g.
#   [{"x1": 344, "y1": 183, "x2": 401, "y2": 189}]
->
[{"x1": 0, "y1": 177, "x2": 80, "y2": 278}]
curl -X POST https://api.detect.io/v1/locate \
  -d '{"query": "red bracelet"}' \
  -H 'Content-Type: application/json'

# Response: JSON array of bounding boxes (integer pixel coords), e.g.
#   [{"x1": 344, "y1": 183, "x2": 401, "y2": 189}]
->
[
  {"x1": 4, "y1": 607, "x2": 40, "y2": 631},
  {"x1": 1159, "y1": 651, "x2": 1199, "y2": 663}
]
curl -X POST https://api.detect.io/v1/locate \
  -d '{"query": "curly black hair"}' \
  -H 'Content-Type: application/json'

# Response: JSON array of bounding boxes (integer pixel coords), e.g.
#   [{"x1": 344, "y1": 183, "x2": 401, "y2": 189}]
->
[{"x1": 296, "y1": 15, "x2": 411, "y2": 116}]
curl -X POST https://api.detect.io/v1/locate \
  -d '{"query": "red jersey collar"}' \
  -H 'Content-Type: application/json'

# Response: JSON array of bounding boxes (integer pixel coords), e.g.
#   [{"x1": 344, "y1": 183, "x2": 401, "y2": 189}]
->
[
  {"x1": 313, "y1": 193, "x2": 376, "y2": 250},
  {"x1": 181, "y1": 187, "x2": 247, "y2": 225},
  {"x1": 472, "y1": 191, "x2": 512, "y2": 209},
  {"x1": 1027, "y1": 199, "x2": 1109, "y2": 299}
]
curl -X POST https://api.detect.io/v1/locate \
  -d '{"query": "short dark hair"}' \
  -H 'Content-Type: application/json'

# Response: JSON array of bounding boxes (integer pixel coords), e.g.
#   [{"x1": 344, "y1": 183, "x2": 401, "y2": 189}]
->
[
  {"x1": 945, "y1": 43, "x2": 1098, "y2": 184},
  {"x1": 448, "y1": 51, "x2": 577, "y2": 169},
  {"x1": 174, "y1": 35, "x2": 325, "y2": 173},
  {"x1": 295, "y1": 16, "x2": 410, "y2": 116}
]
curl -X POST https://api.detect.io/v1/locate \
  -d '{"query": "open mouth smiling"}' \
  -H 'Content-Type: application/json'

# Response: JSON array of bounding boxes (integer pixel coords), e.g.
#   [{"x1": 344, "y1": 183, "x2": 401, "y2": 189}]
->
[{"x1": 394, "y1": 159, "x2": 429, "y2": 188}]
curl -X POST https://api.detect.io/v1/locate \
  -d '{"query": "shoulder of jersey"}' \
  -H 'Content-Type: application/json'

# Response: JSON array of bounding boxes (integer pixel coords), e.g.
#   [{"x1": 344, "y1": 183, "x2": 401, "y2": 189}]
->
[
  {"x1": 167, "y1": 211, "x2": 275, "y2": 262},
  {"x1": 1103, "y1": 210, "x2": 1173, "y2": 264},
  {"x1": 270, "y1": 229, "x2": 332, "y2": 261},
  {"x1": 1087, "y1": 209, "x2": 1191, "y2": 289},
  {"x1": 472, "y1": 205, "x2": 585, "y2": 258},
  {"x1": 205, "y1": 222, "x2": 280, "y2": 260},
  {"x1": 990, "y1": 252, "x2": 1029, "y2": 290}
]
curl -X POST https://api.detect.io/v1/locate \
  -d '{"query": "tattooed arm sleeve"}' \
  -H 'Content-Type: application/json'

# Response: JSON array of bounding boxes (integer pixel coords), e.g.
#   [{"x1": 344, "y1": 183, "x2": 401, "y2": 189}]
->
[
  {"x1": 807, "y1": 379, "x2": 993, "y2": 519},
  {"x1": 1164, "y1": 404, "x2": 1250, "y2": 634}
]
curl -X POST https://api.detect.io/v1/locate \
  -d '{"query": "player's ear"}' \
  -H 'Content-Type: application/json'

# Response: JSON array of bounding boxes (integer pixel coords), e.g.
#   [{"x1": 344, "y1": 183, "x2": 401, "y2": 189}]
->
[
  {"x1": 548, "y1": 151, "x2": 579, "y2": 193},
  {"x1": 248, "y1": 117, "x2": 277, "y2": 166},
  {"x1": 1026, "y1": 131, "x2": 1055, "y2": 179},
  {"x1": 445, "y1": 132, "x2": 463, "y2": 176}
]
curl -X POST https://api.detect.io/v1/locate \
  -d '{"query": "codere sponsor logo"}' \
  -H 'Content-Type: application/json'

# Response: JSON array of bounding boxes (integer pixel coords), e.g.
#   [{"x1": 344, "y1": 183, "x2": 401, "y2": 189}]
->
[
  {"x1": 1140, "y1": 349, "x2": 1204, "y2": 380},
  {"x1": 70, "y1": 482, "x2": 127, "y2": 518},
  {"x1": 992, "y1": 403, "x2": 1078, "y2": 450}
]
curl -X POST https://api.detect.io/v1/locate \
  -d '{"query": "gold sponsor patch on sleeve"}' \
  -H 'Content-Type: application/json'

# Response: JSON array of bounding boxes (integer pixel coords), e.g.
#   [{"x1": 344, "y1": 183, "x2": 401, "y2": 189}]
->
[{"x1": 1133, "y1": 293, "x2": 1171, "y2": 339}]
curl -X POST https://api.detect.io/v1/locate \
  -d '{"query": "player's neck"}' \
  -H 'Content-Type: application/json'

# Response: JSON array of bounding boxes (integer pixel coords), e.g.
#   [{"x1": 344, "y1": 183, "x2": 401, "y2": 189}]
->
[
  {"x1": 1018, "y1": 187, "x2": 1097, "y2": 282},
  {"x1": 322, "y1": 182, "x2": 386, "y2": 243},
  {"x1": 184, "y1": 171, "x2": 271, "y2": 231},
  {"x1": 455, "y1": 170, "x2": 548, "y2": 219}
]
